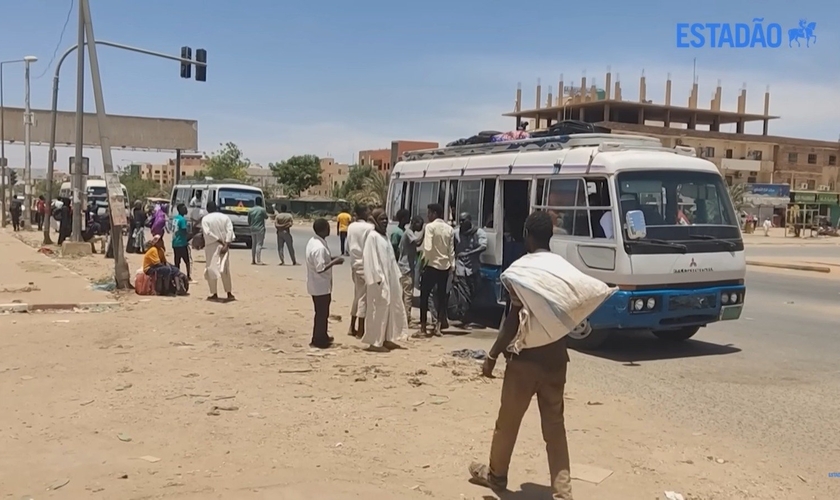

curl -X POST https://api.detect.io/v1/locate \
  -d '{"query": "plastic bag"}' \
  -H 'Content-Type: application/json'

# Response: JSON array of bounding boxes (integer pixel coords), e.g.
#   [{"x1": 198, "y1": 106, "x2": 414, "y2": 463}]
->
[{"x1": 446, "y1": 275, "x2": 475, "y2": 322}]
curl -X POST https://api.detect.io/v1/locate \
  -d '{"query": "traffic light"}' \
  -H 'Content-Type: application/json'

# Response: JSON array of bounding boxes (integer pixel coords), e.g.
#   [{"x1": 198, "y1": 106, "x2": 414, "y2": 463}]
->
[
  {"x1": 195, "y1": 49, "x2": 207, "y2": 82},
  {"x1": 180, "y1": 46, "x2": 192, "y2": 79},
  {"x1": 8, "y1": 170, "x2": 17, "y2": 185}
]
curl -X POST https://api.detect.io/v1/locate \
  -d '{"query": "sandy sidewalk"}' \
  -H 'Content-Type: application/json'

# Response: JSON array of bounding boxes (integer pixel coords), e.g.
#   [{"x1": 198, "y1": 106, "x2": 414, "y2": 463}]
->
[{"x1": 0, "y1": 228, "x2": 833, "y2": 499}]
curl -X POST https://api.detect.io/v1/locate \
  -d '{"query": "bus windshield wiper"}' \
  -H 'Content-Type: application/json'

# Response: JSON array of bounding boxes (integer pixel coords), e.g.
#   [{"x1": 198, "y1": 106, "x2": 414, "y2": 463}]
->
[
  {"x1": 627, "y1": 239, "x2": 687, "y2": 252},
  {"x1": 688, "y1": 234, "x2": 737, "y2": 249}
]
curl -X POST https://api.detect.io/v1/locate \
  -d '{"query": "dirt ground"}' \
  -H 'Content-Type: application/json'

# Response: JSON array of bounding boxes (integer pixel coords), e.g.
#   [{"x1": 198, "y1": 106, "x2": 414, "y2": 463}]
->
[{"x1": 0, "y1": 232, "x2": 833, "y2": 499}]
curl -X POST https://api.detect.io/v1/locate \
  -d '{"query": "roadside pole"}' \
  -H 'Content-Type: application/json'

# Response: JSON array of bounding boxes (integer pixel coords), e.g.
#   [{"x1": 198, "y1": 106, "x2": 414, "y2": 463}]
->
[{"x1": 70, "y1": 0, "x2": 86, "y2": 242}]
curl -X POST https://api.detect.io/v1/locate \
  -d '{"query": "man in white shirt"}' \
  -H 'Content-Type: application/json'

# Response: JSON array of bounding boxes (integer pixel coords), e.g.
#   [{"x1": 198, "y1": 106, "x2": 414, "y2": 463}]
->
[
  {"x1": 420, "y1": 203, "x2": 455, "y2": 336},
  {"x1": 346, "y1": 204, "x2": 374, "y2": 338},
  {"x1": 306, "y1": 218, "x2": 344, "y2": 349},
  {"x1": 201, "y1": 201, "x2": 236, "y2": 302}
]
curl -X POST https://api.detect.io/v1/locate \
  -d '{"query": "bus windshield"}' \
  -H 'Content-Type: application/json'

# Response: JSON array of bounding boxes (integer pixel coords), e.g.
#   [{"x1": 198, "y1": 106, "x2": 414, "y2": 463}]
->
[
  {"x1": 218, "y1": 188, "x2": 262, "y2": 214},
  {"x1": 617, "y1": 170, "x2": 740, "y2": 241}
]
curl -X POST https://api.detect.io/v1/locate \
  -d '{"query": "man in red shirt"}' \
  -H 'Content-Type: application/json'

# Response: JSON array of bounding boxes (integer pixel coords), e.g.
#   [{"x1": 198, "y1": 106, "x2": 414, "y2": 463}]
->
[{"x1": 36, "y1": 195, "x2": 46, "y2": 230}]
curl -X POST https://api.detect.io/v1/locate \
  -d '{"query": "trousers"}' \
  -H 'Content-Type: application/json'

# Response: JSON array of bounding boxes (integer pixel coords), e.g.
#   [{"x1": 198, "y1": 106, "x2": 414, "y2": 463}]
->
[
  {"x1": 276, "y1": 230, "x2": 296, "y2": 264},
  {"x1": 420, "y1": 266, "x2": 449, "y2": 327},
  {"x1": 311, "y1": 293, "x2": 331, "y2": 346},
  {"x1": 251, "y1": 229, "x2": 266, "y2": 263},
  {"x1": 400, "y1": 273, "x2": 413, "y2": 324},
  {"x1": 489, "y1": 358, "x2": 572, "y2": 500}
]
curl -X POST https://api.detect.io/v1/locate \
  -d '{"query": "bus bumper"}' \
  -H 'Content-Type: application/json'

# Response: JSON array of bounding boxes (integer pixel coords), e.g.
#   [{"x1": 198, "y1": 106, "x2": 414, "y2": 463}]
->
[
  {"x1": 588, "y1": 285, "x2": 746, "y2": 331},
  {"x1": 233, "y1": 225, "x2": 252, "y2": 242}
]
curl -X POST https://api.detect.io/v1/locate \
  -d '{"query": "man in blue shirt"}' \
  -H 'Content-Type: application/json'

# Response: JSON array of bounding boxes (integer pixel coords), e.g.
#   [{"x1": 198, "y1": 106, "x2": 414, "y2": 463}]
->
[{"x1": 172, "y1": 203, "x2": 192, "y2": 281}]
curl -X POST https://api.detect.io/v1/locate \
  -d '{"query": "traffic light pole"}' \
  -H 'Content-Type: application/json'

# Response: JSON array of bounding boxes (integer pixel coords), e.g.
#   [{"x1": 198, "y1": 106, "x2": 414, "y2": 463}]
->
[{"x1": 42, "y1": 38, "x2": 206, "y2": 246}]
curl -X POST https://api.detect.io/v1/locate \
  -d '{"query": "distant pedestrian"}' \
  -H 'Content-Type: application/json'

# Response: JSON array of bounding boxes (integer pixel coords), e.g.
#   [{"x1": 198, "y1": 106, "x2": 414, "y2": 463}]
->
[
  {"x1": 346, "y1": 203, "x2": 374, "y2": 338},
  {"x1": 150, "y1": 205, "x2": 166, "y2": 238},
  {"x1": 172, "y1": 203, "x2": 192, "y2": 281},
  {"x1": 56, "y1": 197, "x2": 72, "y2": 245},
  {"x1": 305, "y1": 218, "x2": 344, "y2": 349},
  {"x1": 469, "y1": 211, "x2": 573, "y2": 500},
  {"x1": 36, "y1": 195, "x2": 46, "y2": 230},
  {"x1": 126, "y1": 201, "x2": 146, "y2": 254},
  {"x1": 452, "y1": 212, "x2": 488, "y2": 327},
  {"x1": 336, "y1": 209, "x2": 352, "y2": 255},
  {"x1": 361, "y1": 208, "x2": 408, "y2": 352},
  {"x1": 9, "y1": 196, "x2": 22, "y2": 231},
  {"x1": 201, "y1": 200, "x2": 236, "y2": 302},
  {"x1": 248, "y1": 197, "x2": 268, "y2": 265},
  {"x1": 274, "y1": 204, "x2": 297, "y2": 265}
]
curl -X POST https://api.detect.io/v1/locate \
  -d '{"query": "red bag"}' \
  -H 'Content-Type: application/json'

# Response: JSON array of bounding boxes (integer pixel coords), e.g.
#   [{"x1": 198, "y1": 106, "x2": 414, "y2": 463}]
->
[{"x1": 134, "y1": 271, "x2": 155, "y2": 296}]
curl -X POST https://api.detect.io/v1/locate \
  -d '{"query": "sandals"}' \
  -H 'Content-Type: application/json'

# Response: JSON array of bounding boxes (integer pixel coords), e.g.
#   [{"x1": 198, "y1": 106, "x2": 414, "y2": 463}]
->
[{"x1": 468, "y1": 462, "x2": 508, "y2": 491}]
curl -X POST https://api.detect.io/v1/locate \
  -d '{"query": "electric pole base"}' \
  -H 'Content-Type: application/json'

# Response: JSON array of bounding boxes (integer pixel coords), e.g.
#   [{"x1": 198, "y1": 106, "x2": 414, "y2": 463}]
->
[{"x1": 61, "y1": 240, "x2": 93, "y2": 257}]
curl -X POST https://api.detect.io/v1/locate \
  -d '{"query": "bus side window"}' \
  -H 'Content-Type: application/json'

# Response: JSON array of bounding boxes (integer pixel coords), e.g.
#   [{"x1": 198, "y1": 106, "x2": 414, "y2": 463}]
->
[
  {"x1": 448, "y1": 180, "x2": 459, "y2": 224},
  {"x1": 482, "y1": 178, "x2": 496, "y2": 228},
  {"x1": 585, "y1": 178, "x2": 612, "y2": 239}
]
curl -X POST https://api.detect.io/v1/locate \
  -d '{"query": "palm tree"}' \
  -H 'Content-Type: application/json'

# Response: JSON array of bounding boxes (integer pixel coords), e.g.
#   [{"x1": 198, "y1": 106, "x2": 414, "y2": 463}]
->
[
  {"x1": 727, "y1": 182, "x2": 748, "y2": 212},
  {"x1": 349, "y1": 171, "x2": 389, "y2": 207}
]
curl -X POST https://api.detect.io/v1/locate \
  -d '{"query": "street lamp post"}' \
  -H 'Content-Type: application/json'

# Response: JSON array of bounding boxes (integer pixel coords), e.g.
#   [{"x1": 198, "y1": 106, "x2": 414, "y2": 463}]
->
[
  {"x1": 0, "y1": 58, "x2": 29, "y2": 228},
  {"x1": 22, "y1": 56, "x2": 37, "y2": 229}
]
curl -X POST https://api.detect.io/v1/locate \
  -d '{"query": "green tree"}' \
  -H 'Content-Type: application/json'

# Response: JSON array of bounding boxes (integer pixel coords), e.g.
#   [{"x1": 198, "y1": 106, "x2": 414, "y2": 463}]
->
[
  {"x1": 727, "y1": 182, "x2": 748, "y2": 212},
  {"x1": 204, "y1": 142, "x2": 250, "y2": 181},
  {"x1": 33, "y1": 179, "x2": 60, "y2": 199},
  {"x1": 269, "y1": 154, "x2": 322, "y2": 197},
  {"x1": 118, "y1": 167, "x2": 165, "y2": 204}
]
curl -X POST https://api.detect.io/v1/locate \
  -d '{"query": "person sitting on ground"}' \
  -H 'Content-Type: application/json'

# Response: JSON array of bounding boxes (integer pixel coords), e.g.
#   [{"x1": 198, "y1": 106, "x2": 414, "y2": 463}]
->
[{"x1": 142, "y1": 236, "x2": 181, "y2": 295}]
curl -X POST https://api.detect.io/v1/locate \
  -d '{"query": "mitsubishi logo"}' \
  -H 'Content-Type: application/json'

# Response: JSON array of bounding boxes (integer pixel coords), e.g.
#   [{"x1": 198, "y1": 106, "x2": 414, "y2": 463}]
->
[{"x1": 689, "y1": 258, "x2": 697, "y2": 267}]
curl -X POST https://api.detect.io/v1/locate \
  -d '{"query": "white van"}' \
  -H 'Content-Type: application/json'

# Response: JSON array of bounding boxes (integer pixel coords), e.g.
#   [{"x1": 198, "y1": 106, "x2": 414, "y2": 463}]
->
[
  {"x1": 59, "y1": 179, "x2": 130, "y2": 215},
  {"x1": 388, "y1": 133, "x2": 746, "y2": 349},
  {"x1": 169, "y1": 180, "x2": 266, "y2": 248}
]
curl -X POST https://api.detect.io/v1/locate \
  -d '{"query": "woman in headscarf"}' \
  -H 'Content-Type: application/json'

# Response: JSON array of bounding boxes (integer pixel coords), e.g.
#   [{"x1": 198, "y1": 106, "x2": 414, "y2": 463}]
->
[
  {"x1": 126, "y1": 200, "x2": 146, "y2": 254},
  {"x1": 57, "y1": 197, "x2": 73, "y2": 245},
  {"x1": 150, "y1": 204, "x2": 167, "y2": 238}
]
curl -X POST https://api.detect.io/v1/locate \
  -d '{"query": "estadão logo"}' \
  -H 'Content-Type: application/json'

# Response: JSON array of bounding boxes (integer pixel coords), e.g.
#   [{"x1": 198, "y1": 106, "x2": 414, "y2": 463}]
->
[{"x1": 676, "y1": 18, "x2": 816, "y2": 48}]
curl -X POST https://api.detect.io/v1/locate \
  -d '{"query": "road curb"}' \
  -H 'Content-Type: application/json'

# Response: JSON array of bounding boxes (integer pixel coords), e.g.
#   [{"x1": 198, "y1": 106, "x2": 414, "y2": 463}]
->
[
  {"x1": 746, "y1": 260, "x2": 831, "y2": 273},
  {"x1": 0, "y1": 302, "x2": 121, "y2": 314}
]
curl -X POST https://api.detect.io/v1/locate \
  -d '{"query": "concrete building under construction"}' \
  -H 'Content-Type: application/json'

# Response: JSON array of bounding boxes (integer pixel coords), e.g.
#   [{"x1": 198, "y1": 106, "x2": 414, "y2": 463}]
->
[{"x1": 505, "y1": 71, "x2": 840, "y2": 227}]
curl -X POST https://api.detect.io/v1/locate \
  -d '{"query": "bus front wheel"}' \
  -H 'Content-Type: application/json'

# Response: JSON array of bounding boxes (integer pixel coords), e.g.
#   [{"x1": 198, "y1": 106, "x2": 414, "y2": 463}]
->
[
  {"x1": 566, "y1": 320, "x2": 611, "y2": 351},
  {"x1": 652, "y1": 326, "x2": 701, "y2": 342}
]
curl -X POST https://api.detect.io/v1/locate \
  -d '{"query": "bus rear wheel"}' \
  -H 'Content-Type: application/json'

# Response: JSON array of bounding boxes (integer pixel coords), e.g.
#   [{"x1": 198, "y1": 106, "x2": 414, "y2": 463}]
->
[
  {"x1": 566, "y1": 320, "x2": 611, "y2": 351},
  {"x1": 652, "y1": 326, "x2": 701, "y2": 342}
]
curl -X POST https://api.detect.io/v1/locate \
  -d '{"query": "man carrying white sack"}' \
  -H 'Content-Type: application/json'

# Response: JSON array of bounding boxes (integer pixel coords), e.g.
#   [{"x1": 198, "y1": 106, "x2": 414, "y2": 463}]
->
[{"x1": 469, "y1": 211, "x2": 615, "y2": 500}]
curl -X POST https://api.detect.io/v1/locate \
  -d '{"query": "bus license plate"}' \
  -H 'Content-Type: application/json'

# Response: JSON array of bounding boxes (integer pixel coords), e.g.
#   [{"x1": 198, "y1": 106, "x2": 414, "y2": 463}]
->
[{"x1": 720, "y1": 305, "x2": 743, "y2": 321}]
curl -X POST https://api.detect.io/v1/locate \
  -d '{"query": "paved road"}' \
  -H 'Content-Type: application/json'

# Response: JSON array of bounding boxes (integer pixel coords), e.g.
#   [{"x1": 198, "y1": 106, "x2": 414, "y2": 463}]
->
[{"x1": 249, "y1": 226, "x2": 840, "y2": 482}]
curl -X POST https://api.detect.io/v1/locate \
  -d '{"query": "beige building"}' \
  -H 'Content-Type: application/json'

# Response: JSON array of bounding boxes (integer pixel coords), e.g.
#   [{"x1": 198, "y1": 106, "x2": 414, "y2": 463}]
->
[
  {"x1": 358, "y1": 140, "x2": 439, "y2": 173},
  {"x1": 304, "y1": 157, "x2": 349, "y2": 198},
  {"x1": 245, "y1": 165, "x2": 282, "y2": 197},
  {"x1": 506, "y1": 71, "x2": 840, "y2": 190},
  {"x1": 135, "y1": 153, "x2": 208, "y2": 187}
]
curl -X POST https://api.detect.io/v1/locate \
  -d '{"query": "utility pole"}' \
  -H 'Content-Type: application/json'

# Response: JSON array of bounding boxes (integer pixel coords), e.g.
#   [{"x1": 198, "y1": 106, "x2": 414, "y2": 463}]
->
[
  {"x1": 80, "y1": 0, "x2": 130, "y2": 288},
  {"x1": 71, "y1": 0, "x2": 86, "y2": 242},
  {"x1": 22, "y1": 56, "x2": 37, "y2": 229}
]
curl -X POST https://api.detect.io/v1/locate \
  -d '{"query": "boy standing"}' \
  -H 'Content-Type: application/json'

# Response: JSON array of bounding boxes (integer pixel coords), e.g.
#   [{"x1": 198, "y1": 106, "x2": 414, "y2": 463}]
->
[
  {"x1": 305, "y1": 218, "x2": 344, "y2": 349},
  {"x1": 172, "y1": 203, "x2": 192, "y2": 281}
]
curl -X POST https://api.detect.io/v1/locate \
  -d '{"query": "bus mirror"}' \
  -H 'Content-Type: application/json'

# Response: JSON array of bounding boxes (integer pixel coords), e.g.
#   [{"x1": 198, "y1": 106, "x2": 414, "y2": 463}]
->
[{"x1": 625, "y1": 210, "x2": 647, "y2": 240}]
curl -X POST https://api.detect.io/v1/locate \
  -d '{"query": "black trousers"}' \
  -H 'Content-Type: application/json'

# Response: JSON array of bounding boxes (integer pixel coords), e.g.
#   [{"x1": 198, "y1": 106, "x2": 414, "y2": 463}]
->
[
  {"x1": 420, "y1": 266, "x2": 450, "y2": 326},
  {"x1": 173, "y1": 246, "x2": 191, "y2": 278},
  {"x1": 311, "y1": 294, "x2": 332, "y2": 347},
  {"x1": 339, "y1": 231, "x2": 348, "y2": 255},
  {"x1": 11, "y1": 213, "x2": 20, "y2": 231}
]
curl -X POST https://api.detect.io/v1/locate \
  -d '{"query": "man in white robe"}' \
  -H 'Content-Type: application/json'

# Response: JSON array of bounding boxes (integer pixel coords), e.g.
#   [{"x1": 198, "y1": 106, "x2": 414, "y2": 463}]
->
[
  {"x1": 361, "y1": 208, "x2": 408, "y2": 352},
  {"x1": 346, "y1": 204, "x2": 374, "y2": 338},
  {"x1": 201, "y1": 200, "x2": 236, "y2": 302}
]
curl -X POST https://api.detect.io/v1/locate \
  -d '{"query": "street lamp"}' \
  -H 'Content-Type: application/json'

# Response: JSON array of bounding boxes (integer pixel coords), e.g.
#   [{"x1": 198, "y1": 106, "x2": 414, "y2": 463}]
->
[
  {"x1": 0, "y1": 57, "x2": 30, "y2": 228},
  {"x1": 22, "y1": 55, "x2": 37, "y2": 229}
]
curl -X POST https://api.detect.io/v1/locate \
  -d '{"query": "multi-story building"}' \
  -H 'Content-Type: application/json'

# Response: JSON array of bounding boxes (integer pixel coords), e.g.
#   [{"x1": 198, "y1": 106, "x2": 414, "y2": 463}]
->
[
  {"x1": 245, "y1": 165, "x2": 282, "y2": 197},
  {"x1": 133, "y1": 153, "x2": 208, "y2": 187},
  {"x1": 303, "y1": 157, "x2": 349, "y2": 198},
  {"x1": 506, "y1": 71, "x2": 840, "y2": 225},
  {"x1": 358, "y1": 140, "x2": 439, "y2": 173}
]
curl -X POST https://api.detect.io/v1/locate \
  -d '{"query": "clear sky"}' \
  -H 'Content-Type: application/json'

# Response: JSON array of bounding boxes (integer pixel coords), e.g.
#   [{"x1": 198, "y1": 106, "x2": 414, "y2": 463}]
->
[{"x1": 0, "y1": 0, "x2": 837, "y2": 174}]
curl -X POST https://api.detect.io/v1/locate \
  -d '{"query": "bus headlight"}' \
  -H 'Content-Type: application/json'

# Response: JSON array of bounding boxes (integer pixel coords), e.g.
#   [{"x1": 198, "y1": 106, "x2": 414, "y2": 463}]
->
[
  {"x1": 730, "y1": 293, "x2": 738, "y2": 304},
  {"x1": 646, "y1": 297, "x2": 656, "y2": 309},
  {"x1": 633, "y1": 299, "x2": 644, "y2": 311},
  {"x1": 721, "y1": 293, "x2": 729, "y2": 304}
]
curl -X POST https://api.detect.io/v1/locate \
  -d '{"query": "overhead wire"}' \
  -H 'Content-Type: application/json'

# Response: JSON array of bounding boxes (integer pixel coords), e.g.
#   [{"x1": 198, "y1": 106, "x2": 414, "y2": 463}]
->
[{"x1": 33, "y1": 0, "x2": 75, "y2": 80}]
